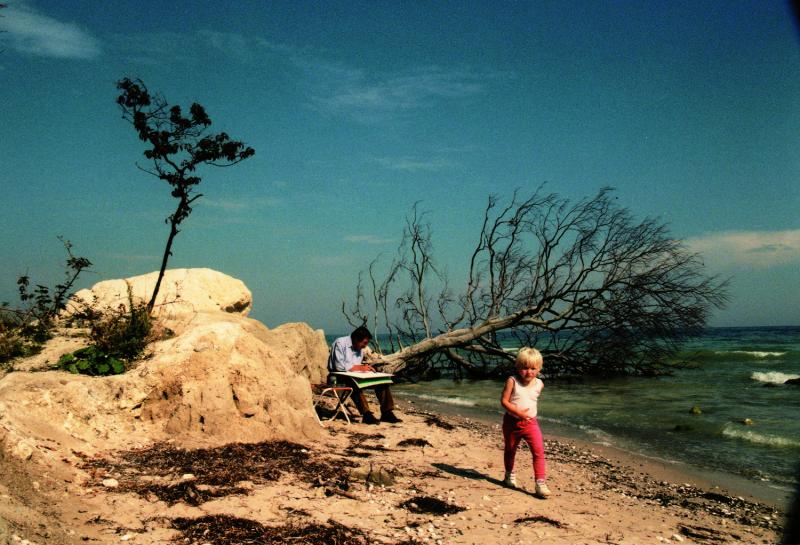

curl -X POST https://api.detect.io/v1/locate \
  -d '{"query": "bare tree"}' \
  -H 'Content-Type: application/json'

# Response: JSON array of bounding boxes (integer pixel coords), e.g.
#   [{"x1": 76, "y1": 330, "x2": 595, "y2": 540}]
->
[
  {"x1": 344, "y1": 188, "x2": 728, "y2": 377},
  {"x1": 116, "y1": 78, "x2": 255, "y2": 312}
]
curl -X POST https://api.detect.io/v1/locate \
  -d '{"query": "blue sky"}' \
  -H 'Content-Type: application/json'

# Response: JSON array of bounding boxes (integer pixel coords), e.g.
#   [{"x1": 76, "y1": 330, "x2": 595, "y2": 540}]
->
[{"x1": 1, "y1": 0, "x2": 798, "y2": 333}]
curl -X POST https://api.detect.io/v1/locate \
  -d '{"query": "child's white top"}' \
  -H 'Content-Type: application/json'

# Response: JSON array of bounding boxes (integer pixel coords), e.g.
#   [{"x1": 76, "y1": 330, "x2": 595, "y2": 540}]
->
[{"x1": 508, "y1": 375, "x2": 544, "y2": 418}]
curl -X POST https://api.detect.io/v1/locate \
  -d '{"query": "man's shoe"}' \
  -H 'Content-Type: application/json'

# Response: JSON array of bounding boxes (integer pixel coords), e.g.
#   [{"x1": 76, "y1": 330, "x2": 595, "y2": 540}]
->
[
  {"x1": 362, "y1": 412, "x2": 380, "y2": 425},
  {"x1": 535, "y1": 481, "x2": 551, "y2": 498},
  {"x1": 380, "y1": 411, "x2": 402, "y2": 423}
]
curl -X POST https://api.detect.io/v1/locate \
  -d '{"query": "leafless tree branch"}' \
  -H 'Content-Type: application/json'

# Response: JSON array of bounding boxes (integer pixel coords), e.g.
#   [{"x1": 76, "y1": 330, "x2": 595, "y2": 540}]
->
[{"x1": 345, "y1": 188, "x2": 728, "y2": 378}]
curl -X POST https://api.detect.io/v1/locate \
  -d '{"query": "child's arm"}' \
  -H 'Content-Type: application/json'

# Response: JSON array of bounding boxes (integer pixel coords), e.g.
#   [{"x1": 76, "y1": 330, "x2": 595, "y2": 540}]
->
[{"x1": 501, "y1": 378, "x2": 531, "y2": 420}]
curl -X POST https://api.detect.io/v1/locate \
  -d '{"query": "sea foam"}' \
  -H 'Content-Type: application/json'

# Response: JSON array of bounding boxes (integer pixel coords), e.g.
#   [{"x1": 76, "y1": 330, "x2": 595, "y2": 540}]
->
[
  {"x1": 717, "y1": 350, "x2": 787, "y2": 358},
  {"x1": 750, "y1": 371, "x2": 799, "y2": 384},
  {"x1": 412, "y1": 394, "x2": 477, "y2": 407},
  {"x1": 722, "y1": 424, "x2": 800, "y2": 449}
]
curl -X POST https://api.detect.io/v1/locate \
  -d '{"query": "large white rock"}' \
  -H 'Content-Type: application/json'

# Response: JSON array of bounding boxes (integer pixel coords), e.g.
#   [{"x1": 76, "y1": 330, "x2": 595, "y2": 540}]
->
[
  {"x1": 0, "y1": 270, "x2": 331, "y2": 462},
  {"x1": 69, "y1": 268, "x2": 252, "y2": 318}
]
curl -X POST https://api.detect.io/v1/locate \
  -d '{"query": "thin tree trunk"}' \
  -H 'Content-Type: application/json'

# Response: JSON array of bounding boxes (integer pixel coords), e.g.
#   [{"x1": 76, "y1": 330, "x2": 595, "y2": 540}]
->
[{"x1": 147, "y1": 207, "x2": 182, "y2": 313}]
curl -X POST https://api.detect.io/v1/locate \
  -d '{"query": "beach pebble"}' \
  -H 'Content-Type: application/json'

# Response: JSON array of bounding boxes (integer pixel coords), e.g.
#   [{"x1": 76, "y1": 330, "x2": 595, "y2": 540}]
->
[{"x1": 101, "y1": 478, "x2": 119, "y2": 488}]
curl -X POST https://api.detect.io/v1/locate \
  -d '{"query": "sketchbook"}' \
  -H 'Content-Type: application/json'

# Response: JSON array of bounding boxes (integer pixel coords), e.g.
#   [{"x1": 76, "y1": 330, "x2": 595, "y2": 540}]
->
[{"x1": 332, "y1": 371, "x2": 394, "y2": 388}]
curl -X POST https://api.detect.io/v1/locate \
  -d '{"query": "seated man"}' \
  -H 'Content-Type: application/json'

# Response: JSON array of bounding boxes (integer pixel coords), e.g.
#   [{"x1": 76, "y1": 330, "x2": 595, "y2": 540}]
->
[{"x1": 327, "y1": 326, "x2": 402, "y2": 425}]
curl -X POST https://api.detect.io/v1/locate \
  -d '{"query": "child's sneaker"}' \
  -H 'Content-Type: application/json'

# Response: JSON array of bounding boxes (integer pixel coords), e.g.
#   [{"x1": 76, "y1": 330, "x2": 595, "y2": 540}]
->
[
  {"x1": 535, "y1": 481, "x2": 551, "y2": 498},
  {"x1": 503, "y1": 472, "x2": 518, "y2": 488}
]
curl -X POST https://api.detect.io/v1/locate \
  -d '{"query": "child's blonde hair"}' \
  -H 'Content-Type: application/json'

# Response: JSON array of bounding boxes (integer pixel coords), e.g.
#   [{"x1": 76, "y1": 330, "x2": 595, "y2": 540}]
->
[{"x1": 515, "y1": 347, "x2": 543, "y2": 371}]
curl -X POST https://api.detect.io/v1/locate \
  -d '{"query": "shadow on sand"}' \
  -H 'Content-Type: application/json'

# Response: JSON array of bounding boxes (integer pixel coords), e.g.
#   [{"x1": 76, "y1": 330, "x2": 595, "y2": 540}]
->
[{"x1": 431, "y1": 462, "x2": 541, "y2": 499}]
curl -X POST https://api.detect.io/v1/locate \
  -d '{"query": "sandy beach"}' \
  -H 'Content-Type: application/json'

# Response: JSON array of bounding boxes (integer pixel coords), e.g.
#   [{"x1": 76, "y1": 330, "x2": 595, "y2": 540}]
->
[
  {"x1": 0, "y1": 400, "x2": 787, "y2": 545},
  {"x1": 0, "y1": 274, "x2": 793, "y2": 545}
]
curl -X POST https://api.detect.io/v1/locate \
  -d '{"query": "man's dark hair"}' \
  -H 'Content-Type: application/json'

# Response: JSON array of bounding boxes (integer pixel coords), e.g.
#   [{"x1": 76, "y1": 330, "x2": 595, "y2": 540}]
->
[{"x1": 351, "y1": 326, "x2": 373, "y2": 343}]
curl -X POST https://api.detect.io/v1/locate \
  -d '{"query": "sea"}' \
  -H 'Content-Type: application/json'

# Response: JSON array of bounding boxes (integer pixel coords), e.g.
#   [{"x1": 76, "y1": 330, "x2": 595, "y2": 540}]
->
[{"x1": 332, "y1": 326, "x2": 800, "y2": 506}]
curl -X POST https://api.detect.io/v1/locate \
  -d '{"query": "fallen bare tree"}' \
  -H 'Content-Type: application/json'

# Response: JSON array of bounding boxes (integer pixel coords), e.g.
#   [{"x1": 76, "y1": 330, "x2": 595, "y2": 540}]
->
[{"x1": 343, "y1": 188, "x2": 728, "y2": 378}]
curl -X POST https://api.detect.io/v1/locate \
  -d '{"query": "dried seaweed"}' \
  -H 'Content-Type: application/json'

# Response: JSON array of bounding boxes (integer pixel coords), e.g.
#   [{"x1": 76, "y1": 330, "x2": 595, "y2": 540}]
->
[
  {"x1": 399, "y1": 496, "x2": 465, "y2": 515},
  {"x1": 678, "y1": 524, "x2": 741, "y2": 545},
  {"x1": 352, "y1": 444, "x2": 392, "y2": 452},
  {"x1": 514, "y1": 515, "x2": 566, "y2": 528},
  {"x1": 423, "y1": 415, "x2": 455, "y2": 430},
  {"x1": 80, "y1": 440, "x2": 356, "y2": 505},
  {"x1": 170, "y1": 514, "x2": 370, "y2": 545},
  {"x1": 343, "y1": 448, "x2": 373, "y2": 458},
  {"x1": 349, "y1": 432, "x2": 385, "y2": 442},
  {"x1": 282, "y1": 507, "x2": 313, "y2": 518},
  {"x1": 344, "y1": 432, "x2": 392, "y2": 459},
  {"x1": 140, "y1": 481, "x2": 250, "y2": 506},
  {"x1": 397, "y1": 438, "x2": 432, "y2": 448}
]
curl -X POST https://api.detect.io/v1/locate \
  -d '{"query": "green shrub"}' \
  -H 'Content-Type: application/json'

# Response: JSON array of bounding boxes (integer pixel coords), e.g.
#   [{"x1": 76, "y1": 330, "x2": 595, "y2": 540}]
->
[
  {"x1": 60, "y1": 284, "x2": 155, "y2": 376},
  {"x1": 88, "y1": 301, "x2": 152, "y2": 362},
  {"x1": 58, "y1": 346, "x2": 125, "y2": 376},
  {"x1": 1, "y1": 238, "x2": 91, "y2": 365},
  {"x1": 0, "y1": 311, "x2": 42, "y2": 366},
  {"x1": 15, "y1": 237, "x2": 92, "y2": 342}
]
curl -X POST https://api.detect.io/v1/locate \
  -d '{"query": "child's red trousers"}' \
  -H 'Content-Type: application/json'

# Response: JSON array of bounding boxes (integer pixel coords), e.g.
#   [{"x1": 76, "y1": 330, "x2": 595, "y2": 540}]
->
[{"x1": 502, "y1": 413, "x2": 546, "y2": 480}]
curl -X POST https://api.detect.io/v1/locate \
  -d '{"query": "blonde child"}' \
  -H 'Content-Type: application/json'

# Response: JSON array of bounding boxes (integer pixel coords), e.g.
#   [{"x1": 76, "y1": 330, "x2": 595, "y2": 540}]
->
[{"x1": 500, "y1": 347, "x2": 550, "y2": 497}]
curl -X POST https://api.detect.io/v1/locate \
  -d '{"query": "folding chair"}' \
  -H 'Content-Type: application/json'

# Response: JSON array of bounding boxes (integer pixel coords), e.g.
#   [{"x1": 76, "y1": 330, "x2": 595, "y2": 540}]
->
[{"x1": 312, "y1": 385, "x2": 354, "y2": 426}]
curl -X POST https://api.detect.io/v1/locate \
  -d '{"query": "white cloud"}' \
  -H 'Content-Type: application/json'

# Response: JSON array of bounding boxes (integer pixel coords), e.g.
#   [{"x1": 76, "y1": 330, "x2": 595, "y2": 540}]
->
[
  {"x1": 102, "y1": 28, "x2": 498, "y2": 122},
  {"x1": 112, "y1": 30, "x2": 262, "y2": 65},
  {"x1": 344, "y1": 235, "x2": 394, "y2": 245},
  {"x1": 374, "y1": 156, "x2": 458, "y2": 172},
  {"x1": 686, "y1": 229, "x2": 800, "y2": 268},
  {"x1": 197, "y1": 30, "x2": 254, "y2": 62},
  {"x1": 303, "y1": 62, "x2": 494, "y2": 122},
  {"x1": 202, "y1": 197, "x2": 282, "y2": 211},
  {"x1": 2, "y1": 4, "x2": 101, "y2": 59}
]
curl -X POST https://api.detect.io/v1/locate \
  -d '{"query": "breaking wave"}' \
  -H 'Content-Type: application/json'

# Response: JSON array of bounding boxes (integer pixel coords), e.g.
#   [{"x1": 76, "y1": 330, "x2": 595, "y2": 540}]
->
[
  {"x1": 722, "y1": 425, "x2": 800, "y2": 449},
  {"x1": 750, "y1": 371, "x2": 799, "y2": 384},
  {"x1": 722, "y1": 350, "x2": 787, "y2": 359},
  {"x1": 675, "y1": 349, "x2": 794, "y2": 363}
]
